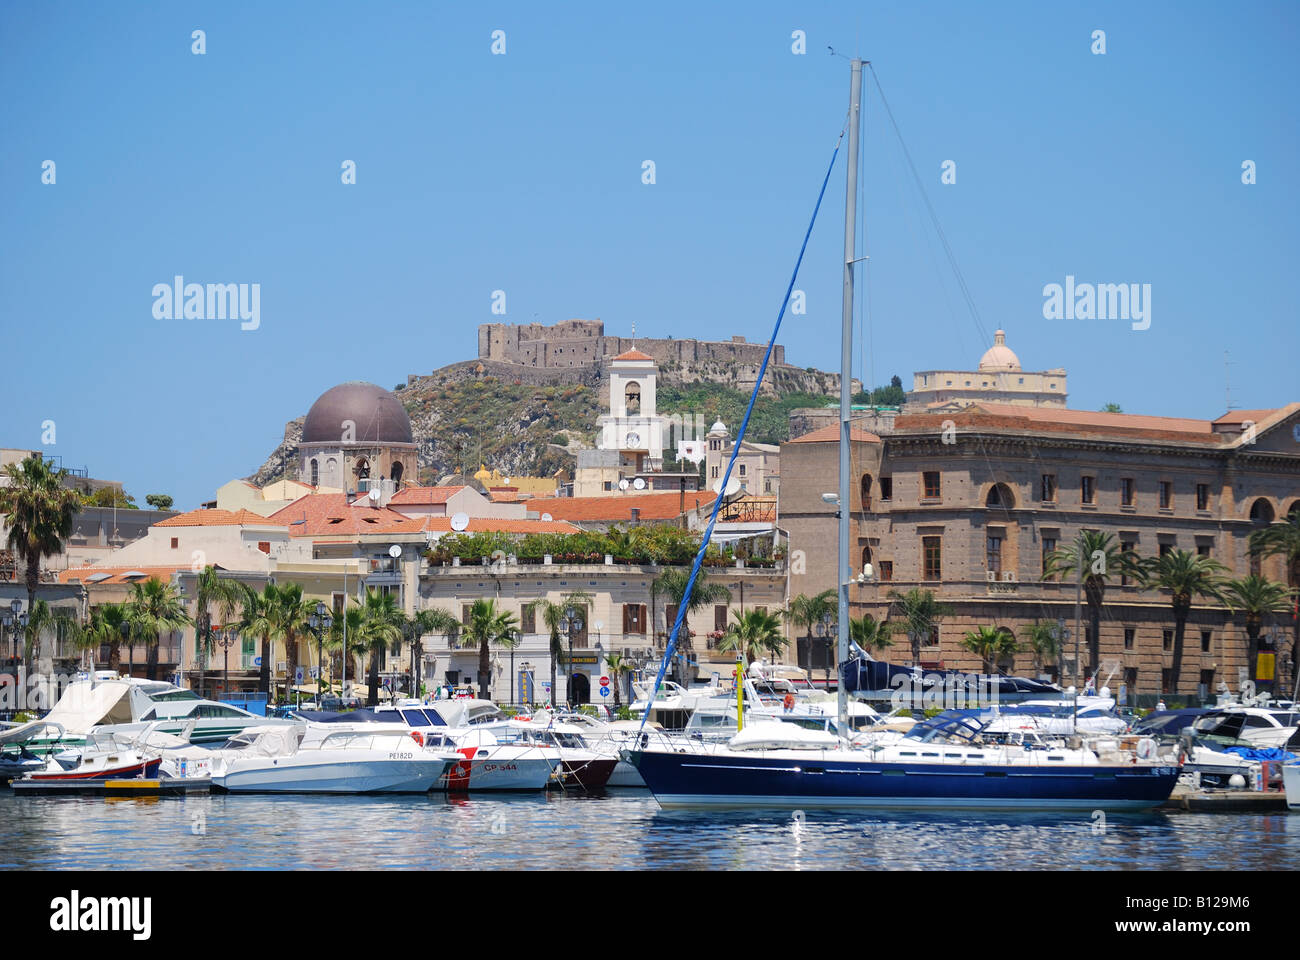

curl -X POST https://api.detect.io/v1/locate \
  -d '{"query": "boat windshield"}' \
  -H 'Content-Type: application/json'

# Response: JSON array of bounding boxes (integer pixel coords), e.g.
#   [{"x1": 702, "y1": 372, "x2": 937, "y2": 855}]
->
[{"x1": 905, "y1": 712, "x2": 988, "y2": 744}]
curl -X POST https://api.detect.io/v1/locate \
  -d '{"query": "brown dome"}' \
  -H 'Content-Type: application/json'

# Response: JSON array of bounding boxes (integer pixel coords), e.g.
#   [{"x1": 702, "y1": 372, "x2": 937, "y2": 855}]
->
[{"x1": 301, "y1": 381, "x2": 413, "y2": 445}]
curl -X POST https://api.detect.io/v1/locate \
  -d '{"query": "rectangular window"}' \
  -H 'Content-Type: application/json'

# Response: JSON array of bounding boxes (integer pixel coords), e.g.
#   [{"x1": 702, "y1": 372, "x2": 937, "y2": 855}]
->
[
  {"x1": 714, "y1": 605, "x2": 729, "y2": 632},
  {"x1": 1200, "y1": 630, "x2": 1212, "y2": 653},
  {"x1": 170, "y1": 537, "x2": 179, "y2": 549},
  {"x1": 738, "y1": 464, "x2": 746, "y2": 477},
  {"x1": 1125, "y1": 667, "x2": 1138, "y2": 695},
  {"x1": 462, "y1": 604, "x2": 473, "y2": 626},
  {"x1": 878, "y1": 561, "x2": 893, "y2": 582},
  {"x1": 923, "y1": 472, "x2": 940, "y2": 499},
  {"x1": 1158, "y1": 481, "x2": 1172, "y2": 509},
  {"x1": 664, "y1": 604, "x2": 679, "y2": 636},
  {"x1": 879, "y1": 477, "x2": 893, "y2": 501},
  {"x1": 711, "y1": 466, "x2": 719, "y2": 479},
  {"x1": 1159, "y1": 543, "x2": 1173, "y2": 558},
  {"x1": 623, "y1": 603, "x2": 646, "y2": 635},
  {"x1": 1120, "y1": 478, "x2": 1134, "y2": 507},
  {"x1": 258, "y1": 541, "x2": 271, "y2": 554},
  {"x1": 922, "y1": 536, "x2": 942, "y2": 581},
  {"x1": 1196, "y1": 483, "x2": 1209, "y2": 510},
  {"x1": 1120, "y1": 541, "x2": 1135, "y2": 585},
  {"x1": 1041, "y1": 537, "x2": 1057, "y2": 578},
  {"x1": 1162, "y1": 629, "x2": 1173, "y2": 652},
  {"x1": 1200, "y1": 669, "x2": 1216, "y2": 694},
  {"x1": 1081, "y1": 476, "x2": 1095, "y2": 505},
  {"x1": 520, "y1": 605, "x2": 536, "y2": 634},
  {"x1": 1197, "y1": 543, "x2": 1211, "y2": 558},
  {"x1": 1124, "y1": 628, "x2": 1135, "y2": 650},
  {"x1": 1161, "y1": 669, "x2": 1173, "y2": 695},
  {"x1": 986, "y1": 535, "x2": 1002, "y2": 574},
  {"x1": 1041, "y1": 474, "x2": 1057, "y2": 503}
]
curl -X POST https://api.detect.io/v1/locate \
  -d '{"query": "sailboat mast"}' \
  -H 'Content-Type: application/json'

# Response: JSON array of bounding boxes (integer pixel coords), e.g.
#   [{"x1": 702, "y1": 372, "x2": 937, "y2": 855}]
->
[{"x1": 838, "y1": 58, "x2": 864, "y2": 736}]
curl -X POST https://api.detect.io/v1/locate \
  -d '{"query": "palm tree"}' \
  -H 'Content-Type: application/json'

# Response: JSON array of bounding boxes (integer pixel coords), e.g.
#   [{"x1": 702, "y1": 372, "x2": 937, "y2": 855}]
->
[
  {"x1": 961, "y1": 626, "x2": 1021, "y2": 675},
  {"x1": 412, "y1": 608, "x2": 461, "y2": 697},
  {"x1": 125, "y1": 577, "x2": 191, "y2": 681},
  {"x1": 1043, "y1": 530, "x2": 1143, "y2": 676},
  {"x1": 603, "y1": 652, "x2": 634, "y2": 708},
  {"x1": 886, "y1": 588, "x2": 954, "y2": 667},
  {"x1": 849, "y1": 614, "x2": 893, "y2": 653},
  {"x1": 193, "y1": 566, "x2": 244, "y2": 697},
  {"x1": 24, "y1": 599, "x2": 83, "y2": 680},
  {"x1": 1249, "y1": 509, "x2": 1300, "y2": 686},
  {"x1": 0, "y1": 454, "x2": 81, "y2": 677},
  {"x1": 788, "y1": 589, "x2": 837, "y2": 672},
  {"x1": 716, "y1": 608, "x2": 785, "y2": 666},
  {"x1": 358, "y1": 588, "x2": 404, "y2": 706},
  {"x1": 1139, "y1": 550, "x2": 1229, "y2": 697},
  {"x1": 528, "y1": 590, "x2": 593, "y2": 708},
  {"x1": 237, "y1": 583, "x2": 277, "y2": 696},
  {"x1": 457, "y1": 598, "x2": 520, "y2": 700},
  {"x1": 1222, "y1": 575, "x2": 1293, "y2": 685},
  {"x1": 86, "y1": 603, "x2": 130, "y2": 674},
  {"x1": 326, "y1": 604, "x2": 367, "y2": 696},
  {"x1": 270, "y1": 582, "x2": 312, "y2": 703},
  {"x1": 1019, "y1": 620, "x2": 1061, "y2": 679},
  {"x1": 651, "y1": 568, "x2": 731, "y2": 681}
]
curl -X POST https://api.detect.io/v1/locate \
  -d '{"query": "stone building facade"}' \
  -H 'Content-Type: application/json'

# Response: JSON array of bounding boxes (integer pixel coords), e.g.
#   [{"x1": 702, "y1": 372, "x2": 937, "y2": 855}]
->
[
  {"x1": 779, "y1": 402, "x2": 1300, "y2": 703},
  {"x1": 478, "y1": 319, "x2": 786, "y2": 369}
]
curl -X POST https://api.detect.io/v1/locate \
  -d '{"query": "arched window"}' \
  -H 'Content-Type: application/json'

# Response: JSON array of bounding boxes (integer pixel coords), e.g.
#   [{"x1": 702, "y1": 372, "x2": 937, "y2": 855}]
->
[
  {"x1": 355, "y1": 457, "x2": 370, "y2": 480},
  {"x1": 861, "y1": 544, "x2": 872, "y2": 568},
  {"x1": 986, "y1": 483, "x2": 1015, "y2": 509},
  {"x1": 310, "y1": 459, "x2": 319, "y2": 486},
  {"x1": 390, "y1": 461, "x2": 404, "y2": 484},
  {"x1": 624, "y1": 381, "x2": 641, "y2": 414},
  {"x1": 1249, "y1": 499, "x2": 1274, "y2": 525},
  {"x1": 860, "y1": 474, "x2": 872, "y2": 510}
]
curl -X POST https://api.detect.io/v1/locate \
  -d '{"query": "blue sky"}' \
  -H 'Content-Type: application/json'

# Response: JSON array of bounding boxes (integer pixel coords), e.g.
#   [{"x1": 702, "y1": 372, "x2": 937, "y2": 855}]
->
[{"x1": 2, "y1": 1, "x2": 1296, "y2": 509}]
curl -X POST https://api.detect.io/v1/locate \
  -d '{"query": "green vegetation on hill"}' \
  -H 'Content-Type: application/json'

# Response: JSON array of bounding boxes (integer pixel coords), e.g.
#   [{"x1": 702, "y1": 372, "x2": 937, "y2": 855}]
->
[
  {"x1": 656, "y1": 384, "x2": 837, "y2": 446},
  {"x1": 850, "y1": 374, "x2": 906, "y2": 407}
]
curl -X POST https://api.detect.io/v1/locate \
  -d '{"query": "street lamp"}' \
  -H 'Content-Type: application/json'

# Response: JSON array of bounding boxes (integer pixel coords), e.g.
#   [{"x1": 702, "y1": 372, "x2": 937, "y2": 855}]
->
[
  {"x1": 307, "y1": 601, "x2": 333, "y2": 707},
  {"x1": 559, "y1": 607, "x2": 583, "y2": 707},
  {"x1": 216, "y1": 626, "x2": 237, "y2": 701}
]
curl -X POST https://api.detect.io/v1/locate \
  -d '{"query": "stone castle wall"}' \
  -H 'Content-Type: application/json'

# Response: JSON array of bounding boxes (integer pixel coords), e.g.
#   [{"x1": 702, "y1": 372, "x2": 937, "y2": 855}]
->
[{"x1": 478, "y1": 321, "x2": 786, "y2": 369}]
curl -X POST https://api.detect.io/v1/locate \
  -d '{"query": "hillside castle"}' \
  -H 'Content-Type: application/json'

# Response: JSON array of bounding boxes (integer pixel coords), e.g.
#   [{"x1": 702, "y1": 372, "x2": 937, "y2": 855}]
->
[{"x1": 477, "y1": 320, "x2": 787, "y2": 369}]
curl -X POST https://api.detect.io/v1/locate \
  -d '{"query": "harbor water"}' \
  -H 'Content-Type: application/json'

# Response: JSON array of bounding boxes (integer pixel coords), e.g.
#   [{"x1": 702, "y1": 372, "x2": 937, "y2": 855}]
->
[{"x1": 3, "y1": 789, "x2": 1297, "y2": 870}]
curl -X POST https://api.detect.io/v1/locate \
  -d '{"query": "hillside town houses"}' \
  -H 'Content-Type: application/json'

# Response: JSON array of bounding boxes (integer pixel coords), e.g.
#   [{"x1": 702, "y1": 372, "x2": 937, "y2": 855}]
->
[{"x1": 3, "y1": 326, "x2": 1297, "y2": 709}]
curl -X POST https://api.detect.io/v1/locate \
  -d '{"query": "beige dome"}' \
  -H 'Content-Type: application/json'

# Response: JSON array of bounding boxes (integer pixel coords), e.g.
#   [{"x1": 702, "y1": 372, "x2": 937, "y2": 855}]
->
[{"x1": 978, "y1": 330, "x2": 1021, "y2": 371}]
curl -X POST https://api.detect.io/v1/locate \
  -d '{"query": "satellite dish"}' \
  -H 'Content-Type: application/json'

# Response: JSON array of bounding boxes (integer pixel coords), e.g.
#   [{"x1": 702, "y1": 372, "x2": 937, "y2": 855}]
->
[
  {"x1": 450, "y1": 512, "x2": 470, "y2": 532},
  {"x1": 618, "y1": 479, "x2": 630, "y2": 490},
  {"x1": 503, "y1": 477, "x2": 511, "y2": 485},
  {"x1": 388, "y1": 544, "x2": 402, "y2": 558},
  {"x1": 541, "y1": 513, "x2": 553, "y2": 522},
  {"x1": 712, "y1": 474, "x2": 742, "y2": 497},
  {"x1": 368, "y1": 488, "x2": 380, "y2": 502},
  {"x1": 633, "y1": 478, "x2": 646, "y2": 490}
]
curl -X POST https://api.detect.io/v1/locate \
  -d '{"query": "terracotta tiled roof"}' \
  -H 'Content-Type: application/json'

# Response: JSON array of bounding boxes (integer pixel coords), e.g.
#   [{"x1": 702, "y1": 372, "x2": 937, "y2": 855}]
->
[
  {"x1": 970, "y1": 403, "x2": 1215, "y2": 435},
  {"x1": 269, "y1": 494, "x2": 428, "y2": 536},
  {"x1": 59, "y1": 565, "x2": 188, "y2": 585},
  {"x1": 388, "y1": 486, "x2": 467, "y2": 505},
  {"x1": 156, "y1": 509, "x2": 286, "y2": 527},
  {"x1": 611, "y1": 349, "x2": 655, "y2": 362},
  {"x1": 537, "y1": 491, "x2": 717, "y2": 522},
  {"x1": 787, "y1": 424, "x2": 883, "y2": 444},
  {"x1": 893, "y1": 404, "x2": 1224, "y2": 445},
  {"x1": 1213, "y1": 409, "x2": 1279, "y2": 425}
]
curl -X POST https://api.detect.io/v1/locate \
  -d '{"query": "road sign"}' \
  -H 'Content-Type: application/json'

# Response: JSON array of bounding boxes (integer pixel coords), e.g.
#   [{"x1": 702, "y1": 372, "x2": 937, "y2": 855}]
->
[
  {"x1": 309, "y1": 666, "x2": 319, "y2": 679},
  {"x1": 254, "y1": 656, "x2": 262, "y2": 667},
  {"x1": 598, "y1": 686, "x2": 611, "y2": 697},
  {"x1": 295, "y1": 667, "x2": 305, "y2": 683},
  {"x1": 599, "y1": 676, "x2": 610, "y2": 686}
]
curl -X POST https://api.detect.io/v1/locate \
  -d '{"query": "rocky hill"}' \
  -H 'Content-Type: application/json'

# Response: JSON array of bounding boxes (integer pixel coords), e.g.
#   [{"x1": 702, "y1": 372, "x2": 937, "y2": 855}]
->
[{"x1": 249, "y1": 359, "x2": 852, "y2": 486}]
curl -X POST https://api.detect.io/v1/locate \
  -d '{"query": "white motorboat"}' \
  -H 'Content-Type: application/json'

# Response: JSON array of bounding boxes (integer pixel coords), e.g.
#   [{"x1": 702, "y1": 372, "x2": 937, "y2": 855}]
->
[
  {"x1": 1192, "y1": 707, "x2": 1300, "y2": 750},
  {"x1": 211, "y1": 722, "x2": 459, "y2": 794}
]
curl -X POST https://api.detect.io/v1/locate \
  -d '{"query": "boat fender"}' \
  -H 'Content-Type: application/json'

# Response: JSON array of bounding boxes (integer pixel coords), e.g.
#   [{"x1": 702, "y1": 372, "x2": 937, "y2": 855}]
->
[{"x1": 410, "y1": 731, "x2": 424, "y2": 747}]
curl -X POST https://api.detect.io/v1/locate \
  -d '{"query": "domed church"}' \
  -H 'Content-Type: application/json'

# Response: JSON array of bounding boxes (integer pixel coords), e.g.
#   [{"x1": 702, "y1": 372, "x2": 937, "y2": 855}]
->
[
  {"x1": 908, "y1": 330, "x2": 1068, "y2": 411},
  {"x1": 297, "y1": 381, "x2": 418, "y2": 492}
]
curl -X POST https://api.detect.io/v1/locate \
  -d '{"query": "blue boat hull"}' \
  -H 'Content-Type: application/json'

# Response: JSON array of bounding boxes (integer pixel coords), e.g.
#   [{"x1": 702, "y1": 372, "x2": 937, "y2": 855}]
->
[{"x1": 628, "y1": 750, "x2": 1180, "y2": 811}]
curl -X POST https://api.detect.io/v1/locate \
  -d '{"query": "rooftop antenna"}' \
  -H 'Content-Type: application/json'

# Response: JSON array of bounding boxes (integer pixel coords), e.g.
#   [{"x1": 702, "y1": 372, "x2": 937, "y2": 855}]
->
[{"x1": 1224, "y1": 350, "x2": 1236, "y2": 411}]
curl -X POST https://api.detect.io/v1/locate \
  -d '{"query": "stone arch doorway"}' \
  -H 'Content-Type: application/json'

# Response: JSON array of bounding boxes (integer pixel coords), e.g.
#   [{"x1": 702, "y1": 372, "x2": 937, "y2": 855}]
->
[{"x1": 569, "y1": 672, "x2": 591, "y2": 706}]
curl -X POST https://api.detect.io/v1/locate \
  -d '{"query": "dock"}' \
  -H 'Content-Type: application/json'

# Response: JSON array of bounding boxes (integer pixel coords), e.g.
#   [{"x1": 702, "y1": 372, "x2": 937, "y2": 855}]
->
[
  {"x1": 10, "y1": 777, "x2": 211, "y2": 797},
  {"x1": 1162, "y1": 785, "x2": 1290, "y2": 813}
]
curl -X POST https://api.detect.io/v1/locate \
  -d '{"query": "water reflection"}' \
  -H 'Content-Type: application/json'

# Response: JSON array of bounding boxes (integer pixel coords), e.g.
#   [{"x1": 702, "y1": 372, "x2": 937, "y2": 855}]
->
[{"x1": 0, "y1": 790, "x2": 1295, "y2": 871}]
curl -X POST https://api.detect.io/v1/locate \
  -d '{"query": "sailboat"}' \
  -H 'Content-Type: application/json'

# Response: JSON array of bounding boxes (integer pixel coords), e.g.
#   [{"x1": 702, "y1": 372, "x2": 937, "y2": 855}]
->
[{"x1": 625, "y1": 59, "x2": 1182, "y2": 811}]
